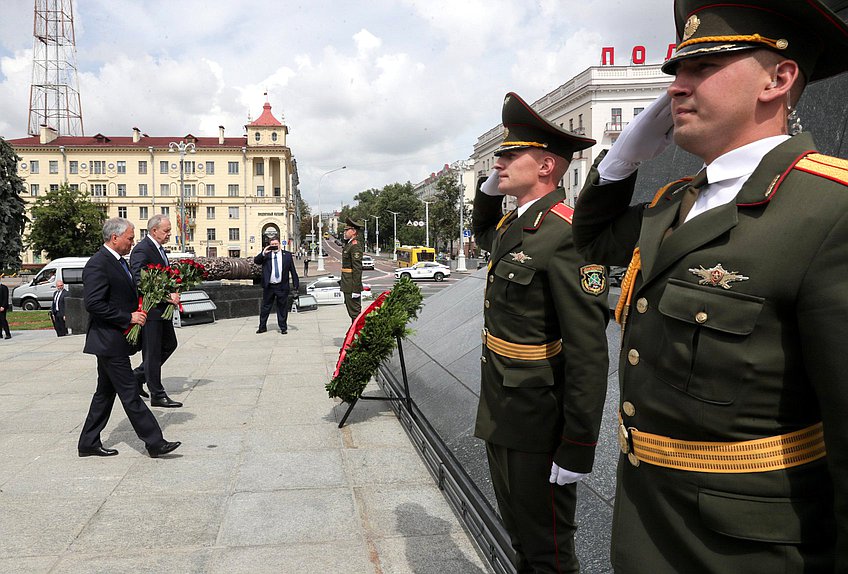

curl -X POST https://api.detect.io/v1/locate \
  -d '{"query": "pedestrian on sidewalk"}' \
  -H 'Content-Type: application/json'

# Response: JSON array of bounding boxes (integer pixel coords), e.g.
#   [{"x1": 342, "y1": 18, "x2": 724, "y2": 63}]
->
[
  {"x1": 50, "y1": 279, "x2": 68, "y2": 337},
  {"x1": 254, "y1": 236, "x2": 299, "y2": 334},
  {"x1": 0, "y1": 282, "x2": 11, "y2": 339},
  {"x1": 303, "y1": 257, "x2": 309, "y2": 277}
]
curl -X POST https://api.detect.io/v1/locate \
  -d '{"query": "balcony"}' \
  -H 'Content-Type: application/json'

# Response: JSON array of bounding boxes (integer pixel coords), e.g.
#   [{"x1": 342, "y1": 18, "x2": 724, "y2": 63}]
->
[
  {"x1": 605, "y1": 122, "x2": 627, "y2": 133},
  {"x1": 90, "y1": 195, "x2": 109, "y2": 203},
  {"x1": 183, "y1": 196, "x2": 198, "y2": 207},
  {"x1": 252, "y1": 196, "x2": 284, "y2": 204},
  {"x1": 573, "y1": 127, "x2": 587, "y2": 135}
]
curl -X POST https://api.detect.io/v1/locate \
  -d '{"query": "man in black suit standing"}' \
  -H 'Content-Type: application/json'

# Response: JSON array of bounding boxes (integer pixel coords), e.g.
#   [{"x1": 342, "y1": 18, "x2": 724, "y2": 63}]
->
[
  {"x1": 78, "y1": 217, "x2": 180, "y2": 458},
  {"x1": 0, "y1": 281, "x2": 11, "y2": 339},
  {"x1": 254, "y1": 236, "x2": 299, "y2": 334},
  {"x1": 130, "y1": 214, "x2": 182, "y2": 408},
  {"x1": 50, "y1": 279, "x2": 68, "y2": 337}
]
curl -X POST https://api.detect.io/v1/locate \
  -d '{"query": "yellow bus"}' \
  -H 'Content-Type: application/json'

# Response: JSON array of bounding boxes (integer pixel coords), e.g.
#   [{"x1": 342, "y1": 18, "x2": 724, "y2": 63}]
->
[{"x1": 396, "y1": 246, "x2": 436, "y2": 267}]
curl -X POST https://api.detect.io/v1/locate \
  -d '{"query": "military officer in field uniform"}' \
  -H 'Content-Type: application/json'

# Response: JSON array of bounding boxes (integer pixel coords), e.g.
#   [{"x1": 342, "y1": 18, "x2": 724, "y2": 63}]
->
[
  {"x1": 573, "y1": 1, "x2": 848, "y2": 572},
  {"x1": 473, "y1": 92, "x2": 610, "y2": 573},
  {"x1": 340, "y1": 217, "x2": 364, "y2": 321}
]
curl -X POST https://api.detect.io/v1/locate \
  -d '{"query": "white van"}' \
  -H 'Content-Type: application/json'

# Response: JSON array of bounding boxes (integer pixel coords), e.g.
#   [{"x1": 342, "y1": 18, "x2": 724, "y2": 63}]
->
[{"x1": 12, "y1": 257, "x2": 89, "y2": 310}]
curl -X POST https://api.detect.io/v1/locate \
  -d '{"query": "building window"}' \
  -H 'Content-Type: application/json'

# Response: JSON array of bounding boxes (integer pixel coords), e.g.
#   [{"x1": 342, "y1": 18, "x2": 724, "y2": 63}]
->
[
  {"x1": 118, "y1": 206, "x2": 127, "y2": 218},
  {"x1": 228, "y1": 249, "x2": 240, "y2": 257},
  {"x1": 205, "y1": 184, "x2": 215, "y2": 196},
  {"x1": 228, "y1": 184, "x2": 239, "y2": 197},
  {"x1": 139, "y1": 206, "x2": 149, "y2": 220},
  {"x1": 228, "y1": 161, "x2": 239, "y2": 175},
  {"x1": 578, "y1": 114, "x2": 583, "y2": 129},
  {"x1": 569, "y1": 118, "x2": 574, "y2": 131},
  {"x1": 207, "y1": 228, "x2": 216, "y2": 241},
  {"x1": 160, "y1": 160, "x2": 168, "y2": 174},
  {"x1": 91, "y1": 160, "x2": 105, "y2": 174},
  {"x1": 117, "y1": 160, "x2": 126, "y2": 174},
  {"x1": 30, "y1": 184, "x2": 39, "y2": 196},
  {"x1": 254, "y1": 132, "x2": 261, "y2": 142},
  {"x1": 160, "y1": 184, "x2": 170, "y2": 196},
  {"x1": 138, "y1": 160, "x2": 148, "y2": 174},
  {"x1": 228, "y1": 206, "x2": 239, "y2": 219},
  {"x1": 573, "y1": 168, "x2": 579, "y2": 187},
  {"x1": 116, "y1": 184, "x2": 126, "y2": 197},
  {"x1": 182, "y1": 160, "x2": 195, "y2": 175},
  {"x1": 611, "y1": 108, "x2": 622, "y2": 130},
  {"x1": 139, "y1": 183, "x2": 148, "y2": 196},
  {"x1": 140, "y1": 229, "x2": 149, "y2": 239},
  {"x1": 30, "y1": 160, "x2": 40, "y2": 174},
  {"x1": 207, "y1": 206, "x2": 215, "y2": 219},
  {"x1": 185, "y1": 227, "x2": 195, "y2": 242},
  {"x1": 205, "y1": 161, "x2": 214, "y2": 174},
  {"x1": 255, "y1": 162, "x2": 264, "y2": 176},
  {"x1": 69, "y1": 184, "x2": 79, "y2": 192},
  {"x1": 634, "y1": 107, "x2": 644, "y2": 117},
  {"x1": 161, "y1": 206, "x2": 170, "y2": 216},
  {"x1": 183, "y1": 183, "x2": 196, "y2": 197},
  {"x1": 69, "y1": 160, "x2": 78, "y2": 174},
  {"x1": 229, "y1": 228, "x2": 240, "y2": 241},
  {"x1": 91, "y1": 184, "x2": 107, "y2": 197},
  {"x1": 50, "y1": 184, "x2": 59, "y2": 192},
  {"x1": 271, "y1": 132, "x2": 278, "y2": 142},
  {"x1": 49, "y1": 160, "x2": 59, "y2": 174},
  {"x1": 257, "y1": 185, "x2": 265, "y2": 197}
]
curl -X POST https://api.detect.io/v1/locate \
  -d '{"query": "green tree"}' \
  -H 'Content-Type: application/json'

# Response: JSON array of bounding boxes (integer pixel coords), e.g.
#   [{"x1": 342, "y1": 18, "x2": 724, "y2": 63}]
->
[
  {"x1": 343, "y1": 182, "x2": 427, "y2": 252},
  {"x1": 0, "y1": 138, "x2": 28, "y2": 271},
  {"x1": 430, "y1": 174, "x2": 469, "y2": 256},
  {"x1": 298, "y1": 197, "x2": 313, "y2": 245},
  {"x1": 28, "y1": 182, "x2": 105, "y2": 260}
]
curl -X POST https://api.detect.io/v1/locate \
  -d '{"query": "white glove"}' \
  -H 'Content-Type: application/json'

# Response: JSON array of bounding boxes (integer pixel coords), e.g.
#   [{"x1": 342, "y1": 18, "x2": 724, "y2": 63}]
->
[
  {"x1": 351, "y1": 292, "x2": 361, "y2": 299},
  {"x1": 598, "y1": 92, "x2": 674, "y2": 182},
  {"x1": 549, "y1": 462, "x2": 588, "y2": 485},
  {"x1": 480, "y1": 170, "x2": 504, "y2": 196}
]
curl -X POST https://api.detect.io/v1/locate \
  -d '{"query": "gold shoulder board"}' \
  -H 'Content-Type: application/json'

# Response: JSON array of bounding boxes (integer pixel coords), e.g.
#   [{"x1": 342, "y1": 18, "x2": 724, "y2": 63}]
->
[{"x1": 795, "y1": 153, "x2": 848, "y2": 186}]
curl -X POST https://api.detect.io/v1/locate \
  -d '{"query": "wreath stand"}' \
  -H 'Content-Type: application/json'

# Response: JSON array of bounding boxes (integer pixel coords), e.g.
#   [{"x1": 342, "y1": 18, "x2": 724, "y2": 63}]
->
[{"x1": 337, "y1": 336, "x2": 412, "y2": 428}]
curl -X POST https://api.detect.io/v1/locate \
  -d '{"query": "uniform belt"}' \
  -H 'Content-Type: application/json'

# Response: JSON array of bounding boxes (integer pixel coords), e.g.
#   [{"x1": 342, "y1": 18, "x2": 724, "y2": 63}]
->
[
  {"x1": 481, "y1": 328, "x2": 562, "y2": 360},
  {"x1": 341, "y1": 268, "x2": 352, "y2": 273},
  {"x1": 618, "y1": 414, "x2": 826, "y2": 473}
]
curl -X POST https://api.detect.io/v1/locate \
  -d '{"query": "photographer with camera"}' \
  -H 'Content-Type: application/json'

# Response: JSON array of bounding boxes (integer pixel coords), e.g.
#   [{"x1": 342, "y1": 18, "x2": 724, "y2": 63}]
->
[{"x1": 254, "y1": 236, "x2": 299, "y2": 335}]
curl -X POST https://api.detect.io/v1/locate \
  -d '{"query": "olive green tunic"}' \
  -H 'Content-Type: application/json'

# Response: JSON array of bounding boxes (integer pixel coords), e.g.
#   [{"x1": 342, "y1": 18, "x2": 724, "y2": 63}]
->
[{"x1": 340, "y1": 237, "x2": 363, "y2": 320}]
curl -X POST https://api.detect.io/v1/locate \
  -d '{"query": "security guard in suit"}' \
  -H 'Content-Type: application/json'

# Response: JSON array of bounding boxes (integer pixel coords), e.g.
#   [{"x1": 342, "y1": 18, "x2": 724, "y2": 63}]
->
[
  {"x1": 340, "y1": 217, "x2": 364, "y2": 321},
  {"x1": 473, "y1": 92, "x2": 610, "y2": 573},
  {"x1": 572, "y1": 1, "x2": 848, "y2": 572}
]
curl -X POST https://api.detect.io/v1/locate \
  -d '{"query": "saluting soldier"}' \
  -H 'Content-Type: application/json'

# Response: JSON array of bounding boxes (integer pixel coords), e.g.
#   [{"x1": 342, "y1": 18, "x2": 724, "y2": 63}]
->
[
  {"x1": 473, "y1": 92, "x2": 610, "y2": 573},
  {"x1": 573, "y1": 1, "x2": 848, "y2": 572},
  {"x1": 340, "y1": 217, "x2": 364, "y2": 321}
]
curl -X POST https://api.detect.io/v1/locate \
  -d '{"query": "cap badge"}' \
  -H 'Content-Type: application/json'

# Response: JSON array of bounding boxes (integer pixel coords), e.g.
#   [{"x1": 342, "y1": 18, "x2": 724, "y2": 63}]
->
[
  {"x1": 682, "y1": 15, "x2": 701, "y2": 42},
  {"x1": 580, "y1": 264, "x2": 607, "y2": 296},
  {"x1": 776, "y1": 38, "x2": 789, "y2": 50},
  {"x1": 689, "y1": 263, "x2": 749, "y2": 289},
  {"x1": 510, "y1": 251, "x2": 532, "y2": 264}
]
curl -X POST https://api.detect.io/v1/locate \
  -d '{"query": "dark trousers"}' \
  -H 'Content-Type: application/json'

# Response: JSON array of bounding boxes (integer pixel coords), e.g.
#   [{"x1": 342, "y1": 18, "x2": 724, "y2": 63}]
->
[
  {"x1": 0, "y1": 309, "x2": 10, "y2": 337},
  {"x1": 344, "y1": 293, "x2": 361, "y2": 321},
  {"x1": 138, "y1": 319, "x2": 178, "y2": 399},
  {"x1": 259, "y1": 284, "x2": 291, "y2": 331},
  {"x1": 486, "y1": 443, "x2": 579, "y2": 574},
  {"x1": 79, "y1": 355, "x2": 164, "y2": 450},
  {"x1": 50, "y1": 311, "x2": 68, "y2": 336}
]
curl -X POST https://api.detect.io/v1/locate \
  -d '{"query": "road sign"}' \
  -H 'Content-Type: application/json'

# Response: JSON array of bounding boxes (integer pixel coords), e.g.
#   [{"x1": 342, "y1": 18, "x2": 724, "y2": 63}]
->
[
  {"x1": 463, "y1": 229, "x2": 471, "y2": 238},
  {"x1": 281, "y1": 240, "x2": 287, "y2": 246}
]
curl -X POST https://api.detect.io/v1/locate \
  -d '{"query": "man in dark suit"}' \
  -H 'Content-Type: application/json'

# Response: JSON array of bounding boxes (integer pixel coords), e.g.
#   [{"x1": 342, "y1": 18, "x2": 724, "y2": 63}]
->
[
  {"x1": 573, "y1": 1, "x2": 848, "y2": 571},
  {"x1": 473, "y1": 93, "x2": 609, "y2": 573},
  {"x1": 254, "y1": 236, "x2": 299, "y2": 334},
  {"x1": 50, "y1": 279, "x2": 68, "y2": 337},
  {"x1": 0, "y1": 282, "x2": 11, "y2": 339},
  {"x1": 130, "y1": 214, "x2": 182, "y2": 407},
  {"x1": 78, "y1": 217, "x2": 180, "y2": 458}
]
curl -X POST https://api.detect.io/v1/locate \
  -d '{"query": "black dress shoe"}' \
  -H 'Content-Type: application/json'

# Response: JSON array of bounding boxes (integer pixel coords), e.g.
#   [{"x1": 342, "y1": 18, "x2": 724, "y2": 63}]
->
[
  {"x1": 280, "y1": 329, "x2": 287, "y2": 334},
  {"x1": 138, "y1": 386, "x2": 150, "y2": 398},
  {"x1": 256, "y1": 327, "x2": 267, "y2": 334},
  {"x1": 150, "y1": 397, "x2": 183, "y2": 408},
  {"x1": 147, "y1": 441, "x2": 181, "y2": 458},
  {"x1": 79, "y1": 446, "x2": 119, "y2": 457}
]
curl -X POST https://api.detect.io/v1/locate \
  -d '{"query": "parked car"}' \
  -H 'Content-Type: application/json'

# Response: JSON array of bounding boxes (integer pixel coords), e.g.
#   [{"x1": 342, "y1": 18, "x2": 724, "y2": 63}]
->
[
  {"x1": 394, "y1": 261, "x2": 451, "y2": 282},
  {"x1": 361, "y1": 255, "x2": 375, "y2": 270},
  {"x1": 12, "y1": 257, "x2": 89, "y2": 310},
  {"x1": 305, "y1": 275, "x2": 373, "y2": 305}
]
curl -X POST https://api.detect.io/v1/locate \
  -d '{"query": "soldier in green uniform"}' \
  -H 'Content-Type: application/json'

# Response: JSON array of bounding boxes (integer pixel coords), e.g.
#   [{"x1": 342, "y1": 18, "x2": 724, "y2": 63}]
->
[
  {"x1": 473, "y1": 92, "x2": 610, "y2": 573},
  {"x1": 572, "y1": 1, "x2": 848, "y2": 572},
  {"x1": 340, "y1": 217, "x2": 364, "y2": 321}
]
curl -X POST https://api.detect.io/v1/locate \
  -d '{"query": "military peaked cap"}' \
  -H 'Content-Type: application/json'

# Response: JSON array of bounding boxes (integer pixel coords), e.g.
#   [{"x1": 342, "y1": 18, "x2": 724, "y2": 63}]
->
[
  {"x1": 663, "y1": 0, "x2": 848, "y2": 82},
  {"x1": 344, "y1": 217, "x2": 364, "y2": 230},
  {"x1": 495, "y1": 92, "x2": 596, "y2": 160}
]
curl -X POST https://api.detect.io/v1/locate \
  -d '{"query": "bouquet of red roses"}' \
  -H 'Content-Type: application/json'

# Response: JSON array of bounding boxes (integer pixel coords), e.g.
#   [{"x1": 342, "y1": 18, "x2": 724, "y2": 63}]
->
[
  {"x1": 162, "y1": 259, "x2": 208, "y2": 319},
  {"x1": 125, "y1": 263, "x2": 180, "y2": 344}
]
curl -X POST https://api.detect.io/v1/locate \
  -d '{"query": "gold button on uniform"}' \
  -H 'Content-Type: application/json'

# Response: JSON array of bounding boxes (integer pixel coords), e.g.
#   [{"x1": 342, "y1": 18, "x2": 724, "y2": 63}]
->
[
  {"x1": 622, "y1": 401, "x2": 636, "y2": 417},
  {"x1": 636, "y1": 298, "x2": 648, "y2": 314},
  {"x1": 695, "y1": 311, "x2": 708, "y2": 324},
  {"x1": 627, "y1": 349, "x2": 640, "y2": 365},
  {"x1": 484, "y1": 300, "x2": 490, "y2": 309},
  {"x1": 489, "y1": 275, "x2": 494, "y2": 283},
  {"x1": 628, "y1": 453, "x2": 640, "y2": 467}
]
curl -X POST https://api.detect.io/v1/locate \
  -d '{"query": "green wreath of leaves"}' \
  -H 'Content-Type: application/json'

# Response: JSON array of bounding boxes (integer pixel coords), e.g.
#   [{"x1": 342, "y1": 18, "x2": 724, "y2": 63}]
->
[{"x1": 326, "y1": 276, "x2": 423, "y2": 403}]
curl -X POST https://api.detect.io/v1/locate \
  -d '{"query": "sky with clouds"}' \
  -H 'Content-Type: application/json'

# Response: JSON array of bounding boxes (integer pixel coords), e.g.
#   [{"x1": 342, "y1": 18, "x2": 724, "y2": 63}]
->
[{"x1": 0, "y1": 0, "x2": 674, "y2": 209}]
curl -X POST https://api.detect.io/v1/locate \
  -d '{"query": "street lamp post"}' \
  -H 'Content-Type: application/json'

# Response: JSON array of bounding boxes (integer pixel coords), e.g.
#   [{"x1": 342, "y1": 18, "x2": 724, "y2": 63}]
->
[
  {"x1": 422, "y1": 199, "x2": 434, "y2": 248},
  {"x1": 317, "y1": 166, "x2": 346, "y2": 272},
  {"x1": 455, "y1": 165, "x2": 468, "y2": 272},
  {"x1": 387, "y1": 210, "x2": 399, "y2": 261},
  {"x1": 168, "y1": 140, "x2": 196, "y2": 251},
  {"x1": 310, "y1": 214, "x2": 319, "y2": 261},
  {"x1": 371, "y1": 215, "x2": 380, "y2": 257}
]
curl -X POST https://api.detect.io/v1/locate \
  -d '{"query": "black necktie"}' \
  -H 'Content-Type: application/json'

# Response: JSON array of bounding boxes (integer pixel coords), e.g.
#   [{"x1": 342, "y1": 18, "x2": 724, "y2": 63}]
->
[
  {"x1": 159, "y1": 246, "x2": 169, "y2": 264},
  {"x1": 273, "y1": 252, "x2": 280, "y2": 282}
]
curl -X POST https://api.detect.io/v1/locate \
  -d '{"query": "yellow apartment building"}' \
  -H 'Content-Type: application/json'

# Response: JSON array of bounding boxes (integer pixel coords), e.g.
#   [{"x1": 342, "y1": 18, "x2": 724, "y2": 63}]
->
[{"x1": 7, "y1": 99, "x2": 299, "y2": 264}]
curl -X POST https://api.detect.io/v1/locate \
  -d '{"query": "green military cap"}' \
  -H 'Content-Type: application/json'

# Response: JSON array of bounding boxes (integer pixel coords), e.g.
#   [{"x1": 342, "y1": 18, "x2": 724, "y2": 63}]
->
[
  {"x1": 344, "y1": 217, "x2": 364, "y2": 230},
  {"x1": 495, "y1": 92, "x2": 596, "y2": 160},
  {"x1": 662, "y1": 0, "x2": 848, "y2": 82}
]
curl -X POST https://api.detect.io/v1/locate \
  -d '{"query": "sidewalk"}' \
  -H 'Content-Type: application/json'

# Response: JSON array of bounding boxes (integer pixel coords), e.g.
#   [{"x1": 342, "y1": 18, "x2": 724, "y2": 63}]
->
[{"x1": 0, "y1": 305, "x2": 491, "y2": 573}]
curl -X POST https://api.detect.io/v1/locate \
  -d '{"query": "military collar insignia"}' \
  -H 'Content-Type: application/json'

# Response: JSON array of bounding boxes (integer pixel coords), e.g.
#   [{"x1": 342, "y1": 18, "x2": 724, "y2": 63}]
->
[
  {"x1": 689, "y1": 263, "x2": 749, "y2": 289},
  {"x1": 510, "y1": 251, "x2": 532, "y2": 263},
  {"x1": 580, "y1": 264, "x2": 606, "y2": 296}
]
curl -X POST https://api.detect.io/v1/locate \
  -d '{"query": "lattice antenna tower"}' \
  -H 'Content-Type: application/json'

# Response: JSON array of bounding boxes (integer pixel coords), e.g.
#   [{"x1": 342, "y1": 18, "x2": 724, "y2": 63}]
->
[{"x1": 27, "y1": 0, "x2": 84, "y2": 136}]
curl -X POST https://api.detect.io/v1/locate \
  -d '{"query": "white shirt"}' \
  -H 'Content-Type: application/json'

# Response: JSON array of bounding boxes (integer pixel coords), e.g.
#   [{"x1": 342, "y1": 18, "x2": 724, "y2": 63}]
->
[
  {"x1": 269, "y1": 251, "x2": 281, "y2": 283},
  {"x1": 684, "y1": 135, "x2": 790, "y2": 223},
  {"x1": 516, "y1": 197, "x2": 542, "y2": 218},
  {"x1": 103, "y1": 244, "x2": 123, "y2": 261}
]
